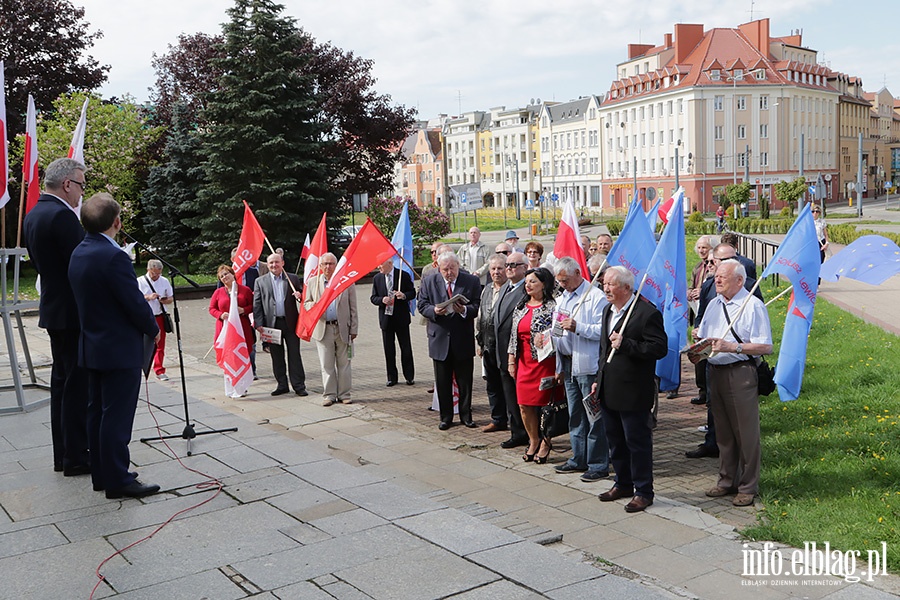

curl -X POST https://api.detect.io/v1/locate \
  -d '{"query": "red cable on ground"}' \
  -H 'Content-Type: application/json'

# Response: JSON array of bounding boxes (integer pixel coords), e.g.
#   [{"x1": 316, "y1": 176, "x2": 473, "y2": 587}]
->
[{"x1": 89, "y1": 379, "x2": 225, "y2": 599}]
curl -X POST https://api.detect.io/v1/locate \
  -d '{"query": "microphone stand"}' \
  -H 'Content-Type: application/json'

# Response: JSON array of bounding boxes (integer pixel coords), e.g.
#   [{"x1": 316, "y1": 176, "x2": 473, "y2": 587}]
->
[{"x1": 122, "y1": 231, "x2": 238, "y2": 455}]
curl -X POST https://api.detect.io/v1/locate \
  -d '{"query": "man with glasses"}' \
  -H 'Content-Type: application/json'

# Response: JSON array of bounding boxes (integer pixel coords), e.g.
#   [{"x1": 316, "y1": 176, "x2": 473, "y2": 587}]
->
[
  {"x1": 23, "y1": 158, "x2": 90, "y2": 475},
  {"x1": 493, "y1": 242, "x2": 512, "y2": 256},
  {"x1": 492, "y1": 252, "x2": 529, "y2": 448}
]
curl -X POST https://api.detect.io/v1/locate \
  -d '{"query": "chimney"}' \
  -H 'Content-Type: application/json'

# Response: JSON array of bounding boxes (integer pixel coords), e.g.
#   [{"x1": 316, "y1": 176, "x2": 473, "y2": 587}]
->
[
  {"x1": 738, "y1": 18, "x2": 770, "y2": 53},
  {"x1": 664, "y1": 33, "x2": 673, "y2": 48},
  {"x1": 674, "y1": 23, "x2": 705, "y2": 63},
  {"x1": 628, "y1": 44, "x2": 654, "y2": 60}
]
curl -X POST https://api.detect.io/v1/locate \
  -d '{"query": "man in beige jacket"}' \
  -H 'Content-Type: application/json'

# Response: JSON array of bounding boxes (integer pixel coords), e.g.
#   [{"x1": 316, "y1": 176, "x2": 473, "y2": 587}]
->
[{"x1": 304, "y1": 253, "x2": 358, "y2": 406}]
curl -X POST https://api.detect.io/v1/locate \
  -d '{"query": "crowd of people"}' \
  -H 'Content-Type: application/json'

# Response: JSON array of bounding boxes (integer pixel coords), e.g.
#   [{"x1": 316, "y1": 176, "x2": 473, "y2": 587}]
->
[{"x1": 24, "y1": 159, "x2": 776, "y2": 512}]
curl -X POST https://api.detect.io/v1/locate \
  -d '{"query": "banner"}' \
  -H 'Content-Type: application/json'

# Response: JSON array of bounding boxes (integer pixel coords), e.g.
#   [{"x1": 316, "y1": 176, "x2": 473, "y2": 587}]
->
[
  {"x1": 67, "y1": 97, "x2": 89, "y2": 165},
  {"x1": 215, "y1": 282, "x2": 253, "y2": 397},
  {"x1": 555, "y1": 192, "x2": 589, "y2": 277},
  {"x1": 23, "y1": 95, "x2": 39, "y2": 213},
  {"x1": 391, "y1": 201, "x2": 416, "y2": 315},
  {"x1": 231, "y1": 200, "x2": 266, "y2": 283},
  {"x1": 0, "y1": 61, "x2": 9, "y2": 209}
]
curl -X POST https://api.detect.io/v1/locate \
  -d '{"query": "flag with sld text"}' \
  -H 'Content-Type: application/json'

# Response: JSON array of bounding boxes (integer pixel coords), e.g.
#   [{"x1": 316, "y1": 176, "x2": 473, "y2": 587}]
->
[
  {"x1": 215, "y1": 282, "x2": 253, "y2": 397},
  {"x1": 231, "y1": 200, "x2": 266, "y2": 283}
]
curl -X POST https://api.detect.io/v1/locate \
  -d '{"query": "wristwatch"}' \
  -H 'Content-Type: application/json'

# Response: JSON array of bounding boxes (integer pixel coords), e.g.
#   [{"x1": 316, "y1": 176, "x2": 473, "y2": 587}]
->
[{"x1": 735, "y1": 344, "x2": 743, "y2": 354}]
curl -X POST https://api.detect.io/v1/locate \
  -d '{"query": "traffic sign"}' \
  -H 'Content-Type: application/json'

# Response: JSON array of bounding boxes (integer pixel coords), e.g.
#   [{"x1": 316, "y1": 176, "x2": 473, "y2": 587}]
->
[
  {"x1": 525, "y1": 199, "x2": 535, "y2": 210},
  {"x1": 887, "y1": 181, "x2": 894, "y2": 190},
  {"x1": 539, "y1": 194, "x2": 546, "y2": 203},
  {"x1": 460, "y1": 192, "x2": 468, "y2": 205},
  {"x1": 551, "y1": 193, "x2": 559, "y2": 202}
]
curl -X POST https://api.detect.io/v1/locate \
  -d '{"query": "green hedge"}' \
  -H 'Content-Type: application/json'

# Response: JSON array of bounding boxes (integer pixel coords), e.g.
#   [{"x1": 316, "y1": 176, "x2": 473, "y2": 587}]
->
[
  {"x1": 606, "y1": 218, "x2": 793, "y2": 237},
  {"x1": 828, "y1": 224, "x2": 900, "y2": 246}
]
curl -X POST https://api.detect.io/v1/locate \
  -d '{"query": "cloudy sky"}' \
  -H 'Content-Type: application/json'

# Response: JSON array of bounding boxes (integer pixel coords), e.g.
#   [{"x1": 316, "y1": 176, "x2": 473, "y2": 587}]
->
[{"x1": 82, "y1": 0, "x2": 899, "y2": 118}]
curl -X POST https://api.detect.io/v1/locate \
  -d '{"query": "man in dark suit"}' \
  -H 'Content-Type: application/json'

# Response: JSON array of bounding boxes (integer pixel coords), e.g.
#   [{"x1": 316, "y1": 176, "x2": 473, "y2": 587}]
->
[
  {"x1": 476, "y1": 253, "x2": 509, "y2": 432},
  {"x1": 595, "y1": 266, "x2": 667, "y2": 513},
  {"x1": 253, "y1": 253, "x2": 307, "y2": 396},
  {"x1": 371, "y1": 258, "x2": 415, "y2": 387},
  {"x1": 23, "y1": 157, "x2": 90, "y2": 475},
  {"x1": 68, "y1": 193, "x2": 161, "y2": 498},
  {"x1": 418, "y1": 252, "x2": 481, "y2": 430},
  {"x1": 493, "y1": 252, "x2": 529, "y2": 448}
]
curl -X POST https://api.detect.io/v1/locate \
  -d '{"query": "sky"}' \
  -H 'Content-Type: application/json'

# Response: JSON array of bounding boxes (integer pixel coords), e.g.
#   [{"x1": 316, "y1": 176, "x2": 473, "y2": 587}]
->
[{"x1": 82, "y1": 0, "x2": 900, "y2": 119}]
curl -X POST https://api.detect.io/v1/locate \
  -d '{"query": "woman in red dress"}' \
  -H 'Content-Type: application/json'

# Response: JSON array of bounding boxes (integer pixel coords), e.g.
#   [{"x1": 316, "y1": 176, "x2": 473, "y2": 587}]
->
[
  {"x1": 208, "y1": 264, "x2": 256, "y2": 397},
  {"x1": 508, "y1": 267, "x2": 557, "y2": 463}
]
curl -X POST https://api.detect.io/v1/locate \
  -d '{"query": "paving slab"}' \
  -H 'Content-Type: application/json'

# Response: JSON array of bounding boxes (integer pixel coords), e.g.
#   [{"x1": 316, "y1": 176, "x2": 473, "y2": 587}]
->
[
  {"x1": 308, "y1": 507, "x2": 388, "y2": 536},
  {"x1": 0, "y1": 522, "x2": 68, "y2": 559},
  {"x1": 447, "y1": 580, "x2": 545, "y2": 599},
  {"x1": 545, "y1": 574, "x2": 672, "y2": 599},
  {"x1": 396, "y1": 507, "x2": 521, "y2": 556},
  {"x1": 468, "y1": 541, "x2": 603, "y2": 593},
  {"x1": 333, "y1": 480, "x2": 445, "y2": 520},
  {"x1": 612, "y1": 543, "x2": 719, "y2": 586},
  {"x1": 110, "y1": 568, "x2": 246, "y2": 600},
  {"x1": 287, "y1": 457, "x2": 388, "y2": 490},
  {"x1": 270, "y1": 580, "x2": 338, "y2": 599}
]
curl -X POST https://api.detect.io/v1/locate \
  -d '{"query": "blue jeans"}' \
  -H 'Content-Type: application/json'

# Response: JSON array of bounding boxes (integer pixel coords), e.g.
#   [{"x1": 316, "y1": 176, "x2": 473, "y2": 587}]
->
[{"x1": 560, "y1": 357, "x2": 609, "y2": 473}]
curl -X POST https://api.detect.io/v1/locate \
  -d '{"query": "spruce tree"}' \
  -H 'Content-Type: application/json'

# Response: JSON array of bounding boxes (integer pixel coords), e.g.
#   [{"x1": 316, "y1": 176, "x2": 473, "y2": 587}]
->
[{"x1": 195, "y1": 0, "x2": 339, "y2": 265}]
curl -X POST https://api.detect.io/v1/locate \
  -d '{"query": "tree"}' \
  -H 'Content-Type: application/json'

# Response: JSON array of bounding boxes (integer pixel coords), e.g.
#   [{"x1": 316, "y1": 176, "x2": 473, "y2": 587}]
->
[
  {"x1": 725, "y1": 181, "x2": 752, "y2": 217},
  {"x1": 193, "y1": 0, "x2": 339, "y2": 266},
  {"x1": 0, "y1": 0, "x2": 108, "y2": 135},
  {"x1": 774, "y1": 177, "x2": 807, "y2": 218},
  {"x1": 141, "y1": 103, "x2": 205, "y2": 272},
  {"x1": 366, "y1": 196, "x2": 450, "y2": 247}
]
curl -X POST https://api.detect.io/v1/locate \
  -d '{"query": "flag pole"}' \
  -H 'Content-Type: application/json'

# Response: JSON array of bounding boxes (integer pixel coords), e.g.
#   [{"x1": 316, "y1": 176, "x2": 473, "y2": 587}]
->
[
  {"x1": 606, "y1": 272, "x2": 648, "y2": 363},
  {"x1": 264, "y1": 236, "x2": 299, "y2": 295},
  {"x1": 1, "y1": 208, "x2": 6, "y2": 248},
  {"x1": 15, "y1": 183, "x2": 26, "y2": 247},
  {"x1": 569, "y1": 257, "x2": 608, "y2": 319},
  {"x1": 765, "y1": 285, "x2": 793, "y2": 307}
]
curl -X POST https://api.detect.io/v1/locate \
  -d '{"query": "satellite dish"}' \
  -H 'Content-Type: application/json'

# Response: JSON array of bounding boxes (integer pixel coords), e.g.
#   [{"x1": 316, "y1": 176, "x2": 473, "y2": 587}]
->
[
  {"x1": 536, "y1": 98, "x2": 541, "y2": 104},
  {"x1": 530, "y1": 98, "x2": 535, "y2": 105},
  {"x1": 646, "y1": 187, "x2": 658, "y2": 202}
]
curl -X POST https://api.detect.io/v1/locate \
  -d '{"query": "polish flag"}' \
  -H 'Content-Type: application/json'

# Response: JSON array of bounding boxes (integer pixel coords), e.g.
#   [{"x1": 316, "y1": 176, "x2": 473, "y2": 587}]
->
[
  {"x1": 0, "y1": 61, "x2": 9, "y2": 209},
  {"x1": 657, "y1": 186, "x2": 684, "y2": 225},
  {"x1": 554, "y1": 192, "x2": 589, "y2": 277},
  {"x1": 23, "y1": 95, "x2": 40, "y2": 213},
  {"x1": 300, "y1": 233, "x2": 311, "y2": 260},
  {"x1": 215, "y1": 282, "x2": 253, "y2": 398},
  {"x1": 296, "y1": 215, "x2": 329, "y2": 341},
  {"x1": 67, "y1": 97, "x2": 89, "y2": 165},
  {"x1": 231, "y1": 200, "x2": 266, "y2": 283}
]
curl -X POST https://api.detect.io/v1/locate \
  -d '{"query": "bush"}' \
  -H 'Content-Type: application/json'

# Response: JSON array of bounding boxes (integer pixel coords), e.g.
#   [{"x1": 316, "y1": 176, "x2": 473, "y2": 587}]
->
[
  {"x1": 688, "y1": 211, "x2": 705, "y2": 223},
  {"x1": 779, "y1": 206, "x2": 792, "y2": 217},
  {"x1": 828, "y1": 224, "x2": 900, "y2": 247}
]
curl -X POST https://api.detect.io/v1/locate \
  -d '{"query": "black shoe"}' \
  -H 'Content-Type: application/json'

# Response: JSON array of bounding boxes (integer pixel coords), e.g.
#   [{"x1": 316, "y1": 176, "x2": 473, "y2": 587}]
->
[
  {"x1": 500, "y1": 437, "x2": 528, "y2": 449},
  {"x1": 685, "y1": 444, "x2": 719, "y2": 459},
  {"x1": 406, "y1": 380, "x2": 415, "y2": 386},
  {"x1": 555, "y1": 463, "x2": 588, "y2": 474},
  {"x1": 386, "y1": 381, "x2": 396, "y2": 387},
  {"x1": 271, "y1": 388, "x2": 289, "y2": 396},
  {"x1": 690, "y1": 396, "x2": 706, "y2": 405},
  {"x1": 439, "y1": 421, "x2": 452, "y2": 431},
  {"x1": 94, "y1": 471, "x2": 138, "y2": 492},
  {"x1": 295, "y1": 389, "x2": 309, "y2": 397},
  {"x1": 462, "y1": 420, "x2": 477, "y2": 428},
  {"x1": 580, "y1": 470, "x2": 610, "y2": 482},
  {"x1": 105, "y1": 479, "x2": 161, "y2": 499},
  {"x1": 63, "y1": 464, "x2": 92, "y2": 477},
  {"x1": 666, "y1": 390, "x2": 678, "y2": 399}
]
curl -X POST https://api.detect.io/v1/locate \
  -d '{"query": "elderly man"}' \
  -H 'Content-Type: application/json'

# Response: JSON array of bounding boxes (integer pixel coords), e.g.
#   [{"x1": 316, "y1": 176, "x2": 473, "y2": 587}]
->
[
  {"x1": 595, "y1": 266, "x2": 667, "y2": 512},
  {"x1": 418, "y1": 252, "x2": 481, "y2": 430},
  {"x1": 493, "y1": 252, "x2": 529, "y2": 448},
  {"x1": 305, "y1": 252, "x2": 358, "y2": 406},
  {"x1": 494, "y1": 242, "x2": 512, "y2": 257},
  {"x1": 720, "y1": 232, "x2": 757, "y2": 281},
  {"x1": 23, "y1": 158, "x2": 90, "y2": 475},
  {"x1": 596, "y1": 233, "x2": 613, "y2": 256},
  {"x1": 476, "y1": 254, "x2": 510, "y2": 433},
  {"x1": 371, "y1": 257, "x2": 415, "y2": 387},
  {"x1": 552, "y1": 257, "x2": 610, "y2": 482},
  {"x1": 580, "y1": 235, "x2": 592, "y2": 259},
  {"x1": 137, "y1": 259, "x2": 174, "y2": 381},
  {"x1": 253, "y1": 253, "x2": 308, "y2": 396},
  {"x1": 696, "y1": 261, "x2": 772, "y2": 507},
  {"x1": 457, "y1": 226, "x2": 489, "y2": 285},
  {"x1": 505, "y1": 230, "x2": 523, "y2": 253}
]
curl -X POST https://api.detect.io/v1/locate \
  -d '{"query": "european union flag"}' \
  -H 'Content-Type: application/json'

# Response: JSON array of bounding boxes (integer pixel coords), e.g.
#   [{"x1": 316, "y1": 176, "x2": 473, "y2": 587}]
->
[{"x1": 819, "y1": 235, "x2": 900, "y2": 285}]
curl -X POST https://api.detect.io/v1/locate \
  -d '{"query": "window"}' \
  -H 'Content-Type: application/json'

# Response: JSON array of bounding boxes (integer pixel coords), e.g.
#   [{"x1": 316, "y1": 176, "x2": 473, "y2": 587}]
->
[
  {"x1": 650, "y1": 132, "x2": 655, "y2": 145},
  {"x1": 737, "y1": 96, "x2": 746, "y2": 110},
  {"x1": 642, "y1": 133, "x2": 646, "y2": 146},
  {"x1": 759, "y1": 95, "x2": 769, "y2": 110},
  {"x1": 738, "y1": 125, "x2": 746, "y2": 139},
  {"x1": 677, "y1": 99, "x2": 683, "y2": 114},
  {"x1": 667, "y1": 101, "x2": 673, "y2": 115},
  {"x1": 760, "y1": 124, "x2": 768, "y2": 138},
  {"x1": 760, "y1": 152, "x2": 768, "y2": 167},
  {"x1": 651, "y1": 158, "x2": 656, "y2": 171},
  {"x1": 710, "y1": 69, "x2": 721, "y2": 81},
  {"x1": 714, "y1": 96, "x2": 724, "y2": 111},
  {"x1": 649, "y1": 104, "x2": 654, "y2": 118},
  {"x1": 640, "y1": 106, "x2": 645, "y2": 119},
  {"x1": 715, "y1": 154, "x2": 724, "y2": 168},
  {"x1": 738, "y1": 153, "x2": 747, "y2": 168}
]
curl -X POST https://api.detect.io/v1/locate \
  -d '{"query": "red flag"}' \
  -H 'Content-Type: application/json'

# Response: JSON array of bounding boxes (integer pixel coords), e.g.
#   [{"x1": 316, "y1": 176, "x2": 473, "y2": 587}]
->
[
  {"x1": 23, "y1": 95, "x2": 40, "y2": 213},
  {"x1": 296, "y1": 215, "x2": 329, "y2": 340},
  {"x1": 232, "y1": 200, "x2": 266, "y2": 282},
  {"x1": 215, "y1": 282, "x2": 253, "y2": 397},
  {"x1": 0, "y1": 61, "x2": 9, "y2": 209},
  {"x1": 657, "y1": 186, "x2": 683, "y2": 225},
  {"x1": 67, "y1": 97, "x2": 89, "y2": 165},
  {"x1": 554, "y1": 193, "x2": 589, "y2": 277},
  {"x1": 300, "y1": 233, "x2": 311, "y2": 260},
  {"x1": 297, "y1": 218, "x2": 396, "y2": 341}
]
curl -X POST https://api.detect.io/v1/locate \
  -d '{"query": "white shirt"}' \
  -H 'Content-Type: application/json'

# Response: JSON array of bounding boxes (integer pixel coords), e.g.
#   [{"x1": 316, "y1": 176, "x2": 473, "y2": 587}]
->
[
  {"x1": 137, "y1": 274, "x2": 173, "y2": 316},
  {"x1": 554, "y1": 279, "x2": 607, "y2": 376},
  {"x1": 697, "y1": 287, "x2": 772, "y2": 365}
]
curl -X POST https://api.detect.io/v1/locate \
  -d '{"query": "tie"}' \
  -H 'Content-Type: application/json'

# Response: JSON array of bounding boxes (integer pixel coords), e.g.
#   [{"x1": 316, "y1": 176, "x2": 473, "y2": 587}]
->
[{"x1": 447, "y1": 282, "x2": 453, "y2": 299}]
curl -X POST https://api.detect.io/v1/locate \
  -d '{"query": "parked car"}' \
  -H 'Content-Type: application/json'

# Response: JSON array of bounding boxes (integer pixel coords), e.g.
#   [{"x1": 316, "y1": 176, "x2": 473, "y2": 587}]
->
[
  {"x1": 329, "y1": 228, "x2": 352, "y2": 250},
  {"x1": 341, "y1": 225, "x2": 362, "y2": 239}
]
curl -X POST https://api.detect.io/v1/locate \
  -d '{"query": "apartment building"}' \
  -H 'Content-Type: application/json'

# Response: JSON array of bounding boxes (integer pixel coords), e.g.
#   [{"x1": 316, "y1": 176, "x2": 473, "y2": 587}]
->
[
  {"x1": 477, "y1": 104, "x2": 542, "y2": 211},
  {"x1": 397, "y1": 127, "x2": 444, "y2": 208},
  {"x1": 538, "y1": 96, "x2": 603, "y2": 209}
]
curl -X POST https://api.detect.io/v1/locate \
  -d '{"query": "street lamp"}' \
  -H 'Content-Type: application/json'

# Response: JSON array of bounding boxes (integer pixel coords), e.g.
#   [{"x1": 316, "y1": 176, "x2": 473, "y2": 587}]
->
[
  {"x1": 506, "y1": 154, "x2": 521, "y2": 220},
  {"x1": 726, "y1": 73, "x2": 741, "y2": 218}
]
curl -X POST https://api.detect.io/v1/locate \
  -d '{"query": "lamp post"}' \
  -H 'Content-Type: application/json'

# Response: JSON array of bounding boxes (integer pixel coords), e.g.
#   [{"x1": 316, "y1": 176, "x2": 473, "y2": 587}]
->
[
  {"x1": 500, "y1": 149, "x2": 507, "y2": 226},
  {"x1": 507, "y1": 154, "x2": 521, "y2": 220}
]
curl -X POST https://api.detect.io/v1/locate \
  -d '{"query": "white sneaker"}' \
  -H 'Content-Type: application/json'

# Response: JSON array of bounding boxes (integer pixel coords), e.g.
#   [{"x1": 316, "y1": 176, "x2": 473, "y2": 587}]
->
[
  {"x1": 697, "y1": 425, "x2": 708, "y2": 433},
  {"x1": 156, "y1": 373, "x2": 169, "y2": 381}
]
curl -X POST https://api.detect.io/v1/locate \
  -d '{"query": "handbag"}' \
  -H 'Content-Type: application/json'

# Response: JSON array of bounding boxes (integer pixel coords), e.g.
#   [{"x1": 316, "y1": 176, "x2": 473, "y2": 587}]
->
[
  {"x1": 539, "y1": 388, "x2": 569, "y2": 440},
  {"x1": 144, "y1": 275, "x2": 174, "y2": 333},
  {"x1": 722, "y1": 304, "x2": 775, "y2": 396}
]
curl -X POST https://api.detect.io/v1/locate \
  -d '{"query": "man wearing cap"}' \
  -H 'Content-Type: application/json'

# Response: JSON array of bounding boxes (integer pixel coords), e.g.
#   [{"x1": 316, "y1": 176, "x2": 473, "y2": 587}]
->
[{"x1": 505, "y1": 231, "x2": 523, "y2": 253}]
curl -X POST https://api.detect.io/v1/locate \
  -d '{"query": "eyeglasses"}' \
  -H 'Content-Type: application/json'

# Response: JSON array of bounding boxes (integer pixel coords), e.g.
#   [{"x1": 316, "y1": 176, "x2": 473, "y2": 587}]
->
[
  {"x1": 496, "y1": 250, "x2": 510, "y2": 255},
  {"x1": 67, "y1": 179, "x2": 86, "y2": 190},
  {"x1": 812, "y1": 210, "x2": 820, "y2": 214},
  {"x1": 505, "y1": 262, "x2": 526, "y2": 269}
]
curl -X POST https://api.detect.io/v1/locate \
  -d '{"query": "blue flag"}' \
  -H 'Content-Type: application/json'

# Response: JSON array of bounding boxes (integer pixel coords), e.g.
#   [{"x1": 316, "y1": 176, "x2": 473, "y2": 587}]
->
[
  {"x1": 760, "y1": 203, "x2": 822, "y2": 401},
  {"x1": 607, "y1": 192, "x2": 657, "y2": 283},
  {"x1": 391, "y1": 201, "x2": 416, "y2": 315},
  {"x1": 819, "y1": 235, "x2": 900, "y2": 285},
  {"x1": 641, "y1": 192, "x2": 687, "y2": 390},
  {"x1": 646, "y1": 199, "x2": 661, "y2": 233}
]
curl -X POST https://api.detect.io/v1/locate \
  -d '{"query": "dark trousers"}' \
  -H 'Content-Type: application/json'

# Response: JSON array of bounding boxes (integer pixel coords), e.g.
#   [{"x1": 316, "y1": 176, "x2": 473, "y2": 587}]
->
[
  {"x1": 482, "y1": 347, "x2": 508, "y2": 426},
  {"x1": 695, "y1": 358, "x2": 708, "y2": 403},
  {"x1": 697, "y1": 358, "x2": 717, "y2": 449},
  {"x1": 433, "y1": 354, "x2": 473, "y2": 424},
  {"x1": 601, "y1": 403, "x2": 654, "y2": 499},
  {"x1": 86, "y1": 367, "x2": 141, "y2": 492},
  {"x1": 382, "y1": 321, "x2": 415, "y2": 383},
  {"x1": 270, "y1": 317, "x2": 306, "y2": 392},
  {"x1": 499, "y1": 369, "x2": 527, "y2": 442},
  {"x1": 48, "y1": 328, "x2": 89, "y2": 470}
]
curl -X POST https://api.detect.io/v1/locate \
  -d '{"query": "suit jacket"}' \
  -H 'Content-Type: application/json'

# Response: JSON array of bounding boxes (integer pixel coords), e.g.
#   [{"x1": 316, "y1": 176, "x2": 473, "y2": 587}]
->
[
  {"x1": 68, "y1": 233, "x2": 159, "y2": 371},
  {"x1": 370, "y1": 268, "x2": 414, "y2": 329},
  {"x1": 736, "y1": 254, "x2": 757, "y2": 282},
  {"x1": 253, "y1": 272, "x2": 302, "y2": 330},
  {"x1": 476, "y1": 283, "x2": 502, "y2": 353},
  {"x1": 597, "y1": 296, "x2": 667, "y2": 412},
  {"x1": 23, "y1": 193, "x2": 85, "y2": 330},
  {"x1": 304, "y1": 274, "x2": 358, "y2": 343},
  {"x1": 418, "y1": 270, "x2": 481, "y2": 361},
  {"x1": 695, "y1": 275, "x2": 764, "y2": 326},
  {"x1": 493, "y1": 280, "x2": 527, "y2": 371}
]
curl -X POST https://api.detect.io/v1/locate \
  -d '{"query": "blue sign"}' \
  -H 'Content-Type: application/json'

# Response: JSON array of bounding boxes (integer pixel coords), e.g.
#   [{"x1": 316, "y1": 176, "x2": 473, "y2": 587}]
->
[
  {"x1": 460, "y1": 192, "x2": 467, "y2": 205},
  {"x1": 539, "y1": 194, "x2": 546, "y2": 203},
  {"x1": 808, "y1": 185, "x2": 816, "y2": 195},
  {"x1": 551, "y1": 193, "x2": 559, "y2": 202},
  {"x1": 525, "y1": 199, "x2": 535, "y2": 210}
]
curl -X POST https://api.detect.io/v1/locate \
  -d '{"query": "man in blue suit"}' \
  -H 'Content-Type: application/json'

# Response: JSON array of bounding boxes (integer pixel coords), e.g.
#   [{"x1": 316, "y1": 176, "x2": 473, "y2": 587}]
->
[
  {"x1": 418, "y1": 252, "x2": 481, "y2": 430},
  {"x1": 69, "y1": 194, "x2": 162, "y2": 499},
  {"x1": 23, "y1": 158, "x2": 90, "y2": 475}
]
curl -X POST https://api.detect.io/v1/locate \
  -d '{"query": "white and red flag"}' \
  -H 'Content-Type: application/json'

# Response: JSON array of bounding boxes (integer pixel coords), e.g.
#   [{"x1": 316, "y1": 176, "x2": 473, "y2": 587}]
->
[
  {"x1": 554, "y1": 192, "x2": 589, "y2": 277},
  {"x1": 657, "y1": 186, "x2": 684, "y2": 225},
  {"x1": 0, "y1": 61, "x2": 9, "y2": 209},
  {"x1": 67, "y1": 97, "x2": 89, "y2": 164},
  {"x1": 215, "y1": 282, "x2": 253, "y2": 398},
  {"x1": 296, "y1": 215, "x2": 329, "y2": 340},
  {"x1": 23, "y1": 95, "x2": 40, "y2": 213},
  {"x1": 300, "y1": 233, "x2": 311, "y2": 260},
  {"x1": 231, "y1": 200, "x2": 266, "y2": 283},
  {"x1": 298, "y1": 218, "x2": 396, "y2": 341}
]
